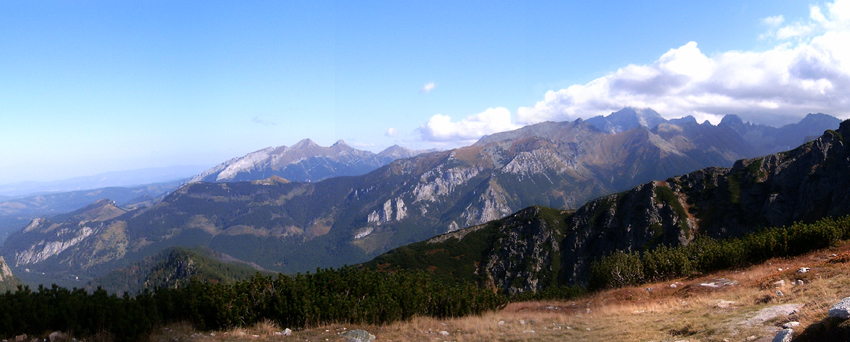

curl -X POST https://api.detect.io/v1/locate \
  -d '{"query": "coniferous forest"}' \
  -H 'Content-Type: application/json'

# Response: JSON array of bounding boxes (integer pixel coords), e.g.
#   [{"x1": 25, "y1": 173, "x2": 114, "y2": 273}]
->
[{"x1": 0, "y1": 268, "x2": 504, "y2": 341}]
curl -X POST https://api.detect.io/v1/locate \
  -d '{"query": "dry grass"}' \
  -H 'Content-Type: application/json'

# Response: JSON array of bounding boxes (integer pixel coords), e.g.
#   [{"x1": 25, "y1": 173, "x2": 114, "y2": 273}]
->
[{"x1": 148, "y1": 242, "x2": 850, "y2": 342}]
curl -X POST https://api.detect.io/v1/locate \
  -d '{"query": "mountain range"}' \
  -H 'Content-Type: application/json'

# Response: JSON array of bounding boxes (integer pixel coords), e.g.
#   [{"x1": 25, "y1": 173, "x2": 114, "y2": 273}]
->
[
  {"x1": 188, "y1": 139, "x2": 424, "y2": 183},
  {"x1": 367, "y1": 119, "x2": 850, "y2": 293},
  {"x1": 0, "y1": 141, "x2": 423, "y2": 245},
  {"x1": 1, "y1": 108, "x2": 842, "y2": 287}
]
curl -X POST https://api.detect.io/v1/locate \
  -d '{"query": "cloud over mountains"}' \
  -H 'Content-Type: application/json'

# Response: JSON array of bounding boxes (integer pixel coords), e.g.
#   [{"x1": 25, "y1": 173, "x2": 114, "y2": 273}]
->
[
  {"x1": 518, "y1": 0, "x2": 850, "y2": 126},
  {"x1": 421, "y1": 0, "x2": 850, "y2": 144},
  {"x1": 419, "y1": 107, "x2": 517, "y2": 143}
]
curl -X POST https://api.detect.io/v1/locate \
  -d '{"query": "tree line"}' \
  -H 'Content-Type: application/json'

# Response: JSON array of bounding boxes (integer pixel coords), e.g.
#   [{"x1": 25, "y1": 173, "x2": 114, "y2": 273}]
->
[{"x1": 0, "y1": 267, "x2": 505, "y2": 341}]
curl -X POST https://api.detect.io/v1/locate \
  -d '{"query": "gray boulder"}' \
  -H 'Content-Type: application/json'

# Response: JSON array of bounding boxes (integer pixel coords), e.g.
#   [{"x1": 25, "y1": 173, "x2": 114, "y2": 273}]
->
[
  {"x1": 829, "y1": 297, "x2": 850, "y2": 319},
  {"x1": 772, "y1": 328, "x2": 794, "y2": 342},
  {"x1": 339, "y1": 329, "x2": 376, "y2": 342},
  {"x1": 48, "y1": 332, "x2": 69, "y2": 342}
]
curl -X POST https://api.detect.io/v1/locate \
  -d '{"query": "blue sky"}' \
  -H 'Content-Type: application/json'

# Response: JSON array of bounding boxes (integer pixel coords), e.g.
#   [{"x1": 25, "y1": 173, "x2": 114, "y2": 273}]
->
[{"x1": 2, "y1": 1, "x2": 848, "y2": 183}]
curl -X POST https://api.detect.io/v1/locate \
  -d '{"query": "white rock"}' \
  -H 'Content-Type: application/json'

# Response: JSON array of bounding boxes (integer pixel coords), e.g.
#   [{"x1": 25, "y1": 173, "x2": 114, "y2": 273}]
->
[
  {"x1": 798, "y1": 267, "x2": 810, "y2": 273},
  {"x1": 782, "y1": 322, "x2": 800, "y2": 328},
  {"x1": 438, "y1": 331, "x2": 450, "y2": 336},
  {"x1": 717, "y1": 300, "x2": 736, "y2": 308}
]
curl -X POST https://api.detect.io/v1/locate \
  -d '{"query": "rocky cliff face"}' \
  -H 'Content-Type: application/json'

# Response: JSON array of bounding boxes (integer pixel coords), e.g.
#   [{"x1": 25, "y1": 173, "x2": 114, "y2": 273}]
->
[
  {"x1": 478, "y1": 207, "x2": 564, "y2": 294},
  {"x1": 363, "y1": 206, "x2": 571, "y2": 294},
  {"x1": 0, "y1": 255, "x2": 22, "y2": 292},
  {"x1": 0, "y1": 256, "x2": 13, "y2": 281}
]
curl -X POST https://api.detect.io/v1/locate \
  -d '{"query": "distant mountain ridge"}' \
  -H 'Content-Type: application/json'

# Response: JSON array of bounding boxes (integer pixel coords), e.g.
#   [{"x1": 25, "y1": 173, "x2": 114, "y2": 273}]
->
[
  {"x1": 189, "y1": 140, "x2": 424, "y2": 183},
  {"x1": 1, "y1": 110, "x2": 842, "y2": 287},
  {"x1": 0, "y1": 181, "x2": 184, "y2": 245},
  {"x1": 585, "y1": 108, "x2": 839, "y2": 157},
  {"x1": 0, "y1": 165, "x2": 209, "y2": 199}
]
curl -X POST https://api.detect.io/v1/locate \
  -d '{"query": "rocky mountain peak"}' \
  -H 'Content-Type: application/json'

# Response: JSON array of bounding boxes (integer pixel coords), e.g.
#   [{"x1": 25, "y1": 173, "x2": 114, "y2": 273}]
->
[
  {"x1": 377, "y1": 145, "x2": 413, "y2": 158},
  {"x1": 797, "y1": 113, "x2": 843, "y2": 130},
  {"x1": 61, "y1": 198, "x2": 126, "y2": 223},
  {"x1": 719, "y1": 114, "x2": 745, "y2": 127},
  {"x1": 586, "y1": 107, "x2": 667, "y2": 133},
  {"x1": 187, "y1": 138, "x2": 418, "y2": 183},
  {"x1": 291, "y1": 138, "x2": 319, "y2": 149},
  {"x1": 668, "y1": 115, "x2": 698, "y2": 126}
]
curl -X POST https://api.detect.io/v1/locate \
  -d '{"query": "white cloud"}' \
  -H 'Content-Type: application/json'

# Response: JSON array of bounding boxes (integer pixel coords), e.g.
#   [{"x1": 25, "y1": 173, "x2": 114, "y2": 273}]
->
[
  {"x1": 420, "y1": 82, "x2": 436, "y2": 93},
  {"x1": 763, "y1": 15, "x2": 785, "y2": 27},
  {"x1": 516, "y1": 1, "x2": 850, "y2": 126},
  {"x1": 420, "y1": 107, "x2": 518, "y2": 143},
  {"x1": 385, "y1": 127, "x2": 398, "y2": 137}
]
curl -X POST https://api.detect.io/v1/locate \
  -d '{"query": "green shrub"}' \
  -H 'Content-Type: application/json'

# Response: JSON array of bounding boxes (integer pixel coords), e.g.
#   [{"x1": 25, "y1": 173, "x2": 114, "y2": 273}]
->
[{"x1": 589, "y1": 216, "x2": 850, "y2": 290}]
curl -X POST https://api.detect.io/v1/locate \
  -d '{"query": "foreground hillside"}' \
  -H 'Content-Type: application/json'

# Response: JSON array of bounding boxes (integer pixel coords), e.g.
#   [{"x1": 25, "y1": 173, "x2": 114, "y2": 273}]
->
[{"x1": 147, "y1": 242, "x2": 850, "y2": 342}]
